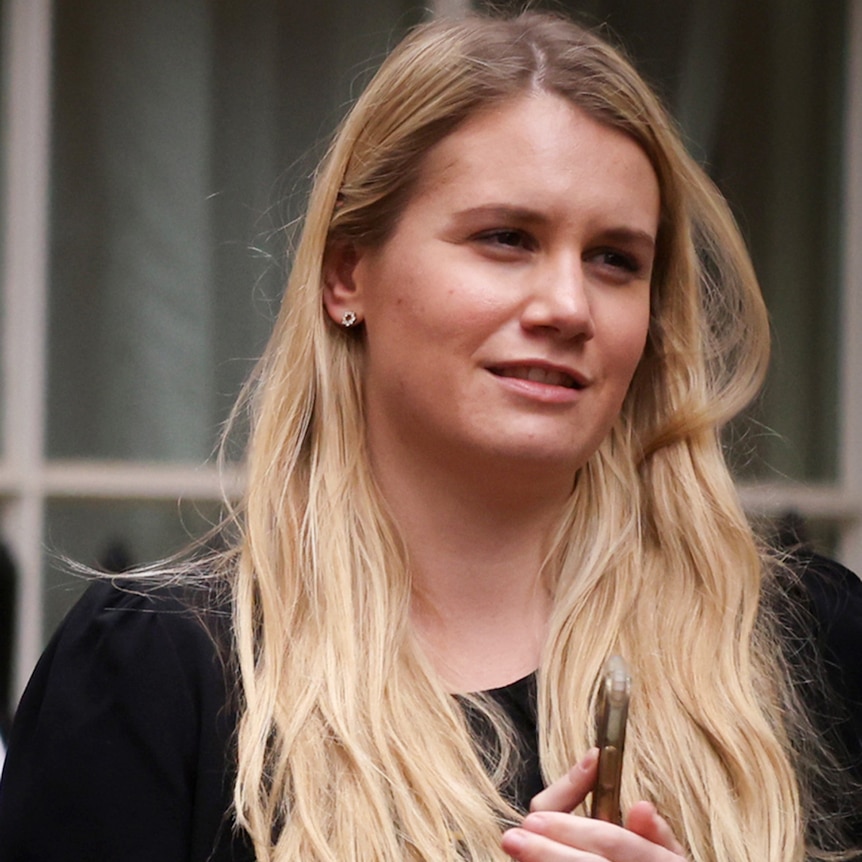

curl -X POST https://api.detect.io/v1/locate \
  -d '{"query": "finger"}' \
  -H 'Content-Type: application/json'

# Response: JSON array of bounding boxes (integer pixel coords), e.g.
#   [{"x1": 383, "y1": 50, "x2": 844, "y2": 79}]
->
[
  {"x1": 502, "y1": 825, "x2": 603, "y2": 862},
  {"x1": 529, "y1": 748, "x2": 599, "y2": 813},
  {"x1": 513, "y1": 811, "x2": 686, "y2": 862},
  {"x1": 625, "y1": 802, "x2": 686, "y2": 856}
]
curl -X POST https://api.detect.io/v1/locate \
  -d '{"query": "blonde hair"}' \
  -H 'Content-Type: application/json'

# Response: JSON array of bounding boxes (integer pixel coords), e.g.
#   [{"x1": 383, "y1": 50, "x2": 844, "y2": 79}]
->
[{"x1": 222, "y1": 12, "x2": 824, "y2": 861}]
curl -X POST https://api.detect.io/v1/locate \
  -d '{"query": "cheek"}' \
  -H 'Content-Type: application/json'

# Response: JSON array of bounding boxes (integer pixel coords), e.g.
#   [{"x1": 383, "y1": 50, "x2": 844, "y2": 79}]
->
[
  {"x1": 623, "y1": 325, "x2": 651, "y2": 377},
  {"x1": 386, "y1": 290, "x2": 491, "y2": 354},
  {"x1": 606, "y1": 299, "x2": 651, "y2": 382}
]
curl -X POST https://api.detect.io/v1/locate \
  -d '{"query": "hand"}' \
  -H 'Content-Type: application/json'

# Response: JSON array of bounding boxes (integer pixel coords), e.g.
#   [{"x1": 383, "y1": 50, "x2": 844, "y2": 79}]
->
[{"x1": 500, "y1": 750, "x2": 686, "y2": 861}]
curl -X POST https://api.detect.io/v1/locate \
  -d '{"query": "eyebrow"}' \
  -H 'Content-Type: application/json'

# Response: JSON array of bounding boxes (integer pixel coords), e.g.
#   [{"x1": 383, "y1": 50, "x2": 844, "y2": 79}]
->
[
  {"x1": 450, "y1": 204, "x2": 657, "y2": 252},
  {"x1": 597, "y1": 227, "x2": 657, "y2": 256},
  {"x1": 450, "y1": 204, "x2": 550, "y2": 227}
]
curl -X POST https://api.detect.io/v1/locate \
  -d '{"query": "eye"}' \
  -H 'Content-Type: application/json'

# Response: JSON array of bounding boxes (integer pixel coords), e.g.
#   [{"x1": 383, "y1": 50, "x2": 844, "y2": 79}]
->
[
  {"x1": 593, "y1": 249, "x2": 639, "y2": 273},
  {"x1": 587, "y1": 247, "x2": 651, "y2": 283},
  {"x1": 474, "y1": 229, "x2": 536, "y2": 253}
]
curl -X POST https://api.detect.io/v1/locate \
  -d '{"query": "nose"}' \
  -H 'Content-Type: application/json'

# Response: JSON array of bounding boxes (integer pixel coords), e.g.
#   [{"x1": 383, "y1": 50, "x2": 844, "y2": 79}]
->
[{"x1": 519, "y1": 257, "x2": 595, "y2": 340}]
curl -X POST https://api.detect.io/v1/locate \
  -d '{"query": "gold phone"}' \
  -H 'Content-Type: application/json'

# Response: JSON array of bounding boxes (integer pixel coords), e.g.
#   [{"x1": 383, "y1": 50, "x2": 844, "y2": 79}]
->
[{"x1": 590, "y1": 655, "x2": 631, "y2": 825}]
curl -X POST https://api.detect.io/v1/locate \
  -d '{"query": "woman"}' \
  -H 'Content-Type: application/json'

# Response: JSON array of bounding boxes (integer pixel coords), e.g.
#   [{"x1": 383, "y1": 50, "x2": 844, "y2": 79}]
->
[{"x1": 1, "y1": 11, "x2": 860, "y2": 862}]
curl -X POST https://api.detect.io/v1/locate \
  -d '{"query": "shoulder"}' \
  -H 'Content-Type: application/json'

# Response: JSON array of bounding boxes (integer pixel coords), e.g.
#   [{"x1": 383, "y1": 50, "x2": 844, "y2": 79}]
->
[
  {"x1": 777, "y1": 552, "x2": 862, "y2": 673},
  {"x1": 58, "y1": 576, "x2": 231, "y2": 670},
  {"x1": 772, "y1": 552, "x2": 862, "y2": 775},
  {"x1": 36, "y1": 577, "x2": 234, "y2": 720}
]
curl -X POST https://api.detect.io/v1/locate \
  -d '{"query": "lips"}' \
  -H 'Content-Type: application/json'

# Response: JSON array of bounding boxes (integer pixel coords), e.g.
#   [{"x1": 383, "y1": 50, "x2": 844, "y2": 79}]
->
[{"x1": 488, "y1": 364, "x2": 587, "y2": 390}]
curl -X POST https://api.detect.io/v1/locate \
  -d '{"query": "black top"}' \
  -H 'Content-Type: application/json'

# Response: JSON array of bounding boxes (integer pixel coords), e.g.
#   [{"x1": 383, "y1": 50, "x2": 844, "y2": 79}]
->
[
  {"x1": 1, "y1": 555, "x2": 861, "y2": 861},
  {"x1": 0, "y1": 582, "x2": 249, "y2": 862}
]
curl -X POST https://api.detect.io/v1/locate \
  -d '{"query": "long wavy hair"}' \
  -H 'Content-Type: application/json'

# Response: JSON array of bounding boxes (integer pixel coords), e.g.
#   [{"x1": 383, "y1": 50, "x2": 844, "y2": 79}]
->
[{"x1": 219, "y1": 11, "x2": 828, "y2": 861}]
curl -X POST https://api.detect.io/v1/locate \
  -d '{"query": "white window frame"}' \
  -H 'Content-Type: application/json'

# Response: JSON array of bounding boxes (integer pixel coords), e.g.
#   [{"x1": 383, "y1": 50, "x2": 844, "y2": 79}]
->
[{"x1": 1, "y1": 0, "x2": 860, "y2": 701}]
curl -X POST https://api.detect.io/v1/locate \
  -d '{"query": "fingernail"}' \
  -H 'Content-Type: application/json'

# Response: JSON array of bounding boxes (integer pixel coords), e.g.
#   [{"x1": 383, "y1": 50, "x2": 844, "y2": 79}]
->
[
  {"x1": 502, "y1": 828, "x2": 526, "y2": 851},
  {"x1": 577, "y1": 748, "x2": 599, "y2": 771}
]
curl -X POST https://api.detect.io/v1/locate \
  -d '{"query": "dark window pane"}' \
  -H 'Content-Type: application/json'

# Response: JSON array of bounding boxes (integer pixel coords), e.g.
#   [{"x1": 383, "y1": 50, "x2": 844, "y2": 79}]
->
[{"x1": 47, "y1": 0, "x2": 424, "y2": 461}]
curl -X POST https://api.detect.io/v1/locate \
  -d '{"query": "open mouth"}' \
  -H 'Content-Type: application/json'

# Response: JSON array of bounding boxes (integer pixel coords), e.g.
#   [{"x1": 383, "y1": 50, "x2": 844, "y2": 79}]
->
[{"x1": 488, "y1": 366, "x2": 585, "y2": 390}]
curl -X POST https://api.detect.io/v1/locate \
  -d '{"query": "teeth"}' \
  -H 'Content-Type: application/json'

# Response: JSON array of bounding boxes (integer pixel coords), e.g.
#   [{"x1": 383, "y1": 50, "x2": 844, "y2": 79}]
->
[{"x1": 499, "y1": 367, "x2": 578, "y2": 388}]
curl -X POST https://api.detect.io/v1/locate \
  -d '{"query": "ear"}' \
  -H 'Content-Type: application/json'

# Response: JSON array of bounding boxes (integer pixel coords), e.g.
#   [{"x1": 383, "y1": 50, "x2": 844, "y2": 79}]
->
[{"x1": 322, "y1": 241, "x2": 365, "y2": 326}]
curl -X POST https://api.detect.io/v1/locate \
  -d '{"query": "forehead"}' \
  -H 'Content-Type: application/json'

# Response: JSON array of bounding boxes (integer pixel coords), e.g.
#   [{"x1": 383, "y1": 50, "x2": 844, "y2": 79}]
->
[{"x1": 408, "y1": 92, "x2": 660, "y2": 232}]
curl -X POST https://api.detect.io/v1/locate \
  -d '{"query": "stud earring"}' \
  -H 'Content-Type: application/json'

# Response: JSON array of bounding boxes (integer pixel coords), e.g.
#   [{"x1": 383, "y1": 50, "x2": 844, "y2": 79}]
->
[{"x1": 341, "y1": 310, "x2": 358, "y2": 327}]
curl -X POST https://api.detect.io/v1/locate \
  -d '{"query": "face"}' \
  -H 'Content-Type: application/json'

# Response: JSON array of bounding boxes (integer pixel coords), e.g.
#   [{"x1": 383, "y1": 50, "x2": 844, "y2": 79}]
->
[{"x1": 325, "y1": 93, "x2": 660, "y2": 485}]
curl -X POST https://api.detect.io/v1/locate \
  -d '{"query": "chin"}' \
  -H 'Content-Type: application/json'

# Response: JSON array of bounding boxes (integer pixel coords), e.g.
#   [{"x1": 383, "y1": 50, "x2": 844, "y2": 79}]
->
[
  {"x1": 486, "y1": 439, "x2": 594, "y2": 474},
  {"x1": 487, "y1": 425, "x2": 604, "y2": 466}
]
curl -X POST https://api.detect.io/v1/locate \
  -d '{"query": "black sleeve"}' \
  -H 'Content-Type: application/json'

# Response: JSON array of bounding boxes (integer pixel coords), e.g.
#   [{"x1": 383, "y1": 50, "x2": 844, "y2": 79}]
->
[{"x1": 0, "y1": 580, "x2": 248, "y2": 862}]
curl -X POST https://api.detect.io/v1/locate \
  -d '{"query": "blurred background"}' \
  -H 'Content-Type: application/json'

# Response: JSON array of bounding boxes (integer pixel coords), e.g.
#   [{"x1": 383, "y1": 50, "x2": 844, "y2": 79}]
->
[{"x1": 0, "y1": 0, "x2": 860, "y2": 726}]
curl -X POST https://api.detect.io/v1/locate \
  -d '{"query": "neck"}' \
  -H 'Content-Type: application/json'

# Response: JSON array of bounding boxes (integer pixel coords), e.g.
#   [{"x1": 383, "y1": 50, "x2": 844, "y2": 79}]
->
[{"x1": 369, "y1": 436, "x2": 573, "y2": 692}]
